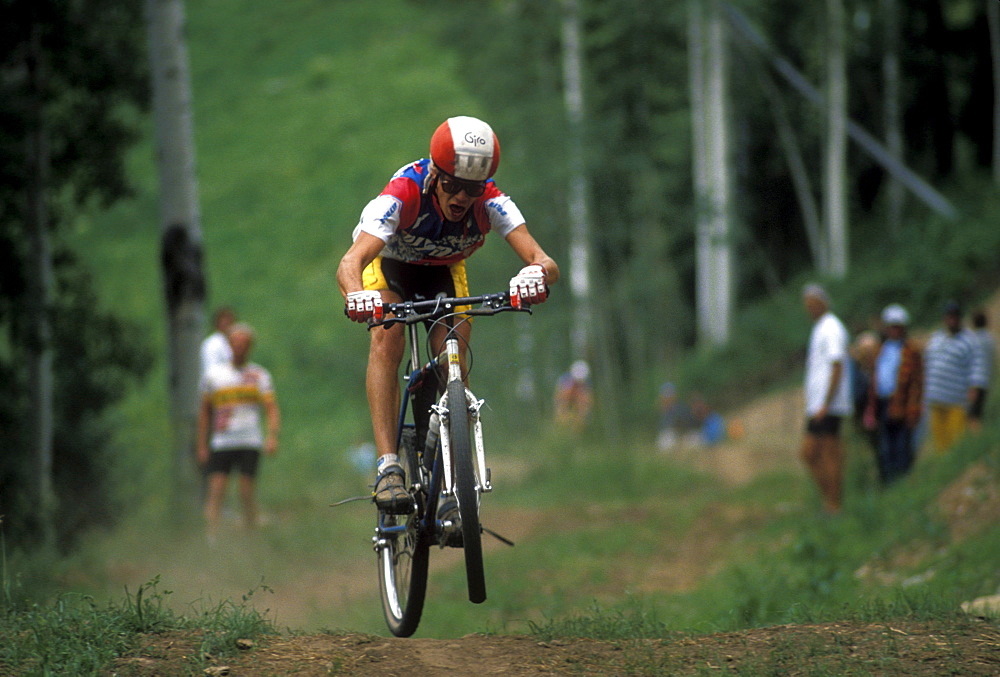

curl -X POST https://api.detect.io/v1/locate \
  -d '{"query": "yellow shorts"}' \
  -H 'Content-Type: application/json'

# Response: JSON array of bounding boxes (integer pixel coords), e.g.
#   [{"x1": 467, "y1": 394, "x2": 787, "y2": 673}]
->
[{"x1": 362, "y1": 256, "x2": 471, "y2": 314}]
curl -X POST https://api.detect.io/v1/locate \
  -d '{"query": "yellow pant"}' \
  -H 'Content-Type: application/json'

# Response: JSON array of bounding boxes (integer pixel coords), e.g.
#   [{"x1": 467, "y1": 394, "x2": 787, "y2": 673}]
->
[
  {"x1": 362, "y1": 256, "x2": 472, "y2": 313},
  {"x1": 928, "y1": 403, "x2": 967, "y2": 453}
]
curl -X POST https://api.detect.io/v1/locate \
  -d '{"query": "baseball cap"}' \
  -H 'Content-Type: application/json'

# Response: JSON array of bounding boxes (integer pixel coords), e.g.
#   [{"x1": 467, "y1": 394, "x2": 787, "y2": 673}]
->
[{"x1": 881, "y1": 304, "x2": 909, "y2": 326}]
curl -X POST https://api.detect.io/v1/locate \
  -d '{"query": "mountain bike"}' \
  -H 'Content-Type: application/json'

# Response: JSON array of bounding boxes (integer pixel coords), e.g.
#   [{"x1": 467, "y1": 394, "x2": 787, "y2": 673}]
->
[{"x1": 368, "y1": 291, "x2": 528, "y2": 637}]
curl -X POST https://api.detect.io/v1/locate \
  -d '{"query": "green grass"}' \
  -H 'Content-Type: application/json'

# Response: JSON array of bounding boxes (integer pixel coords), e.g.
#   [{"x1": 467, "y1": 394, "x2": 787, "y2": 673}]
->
[{"x1": 0, "y1": 576, "x2": 276, "y2": 675}]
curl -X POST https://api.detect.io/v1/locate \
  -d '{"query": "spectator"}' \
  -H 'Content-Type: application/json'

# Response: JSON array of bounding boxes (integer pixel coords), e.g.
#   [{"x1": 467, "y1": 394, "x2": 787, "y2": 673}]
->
[
  {"x1": 201, "y1": 306, "x2": 236, "y2": 376},
  {"x1": 969, "y1": 310, "x2": 995, "y2": 432},
  {"x1": 197, "y1": 323, "x2": 280, "y2": 541},
  {"x1": 686, "y1": 392, "x2": 726, "y2": 448},
  {"x1": 850, "y1": 330, "x2": 881, "y2": 451},
  {"x1": 554, "y1": 360, "x2": 593, "y2": 433},
  {"x1": 924, "y1": 301, "x2": 987, "y2": 453},
  {"x1": 864, "y1": 304, "x2": 923, "y2": 484},
  {"x1": 800, "y1": 283, "x2": 852, "y2": 515},
  {"x1": 656, "y1": 382, "x2": 691, "y2": 452}
]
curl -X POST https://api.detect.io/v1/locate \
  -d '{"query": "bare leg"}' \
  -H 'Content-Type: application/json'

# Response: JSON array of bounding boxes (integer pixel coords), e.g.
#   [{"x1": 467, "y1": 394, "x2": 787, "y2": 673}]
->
[
  {"x1": 204, "y1": 472, "x2": 228, "y2": 539},
  {"x1": 800, "y1": 434, "x2": 842, "y2": 514},
  {"x1": 817, "y1": 435, "x2": 844, "y2": 514},
  {"x1": 238, "y1": 474, "x2": 258, "y2": 529},
  {"x1": 366, "y1": 293, "x2": 405, "y2": 459}
]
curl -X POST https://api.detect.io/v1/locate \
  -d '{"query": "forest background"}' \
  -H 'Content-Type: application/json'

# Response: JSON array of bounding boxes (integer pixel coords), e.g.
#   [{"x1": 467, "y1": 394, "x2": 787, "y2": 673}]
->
[{"x1": 2, "y1": 0, "x2": 1000, "y2": 618}]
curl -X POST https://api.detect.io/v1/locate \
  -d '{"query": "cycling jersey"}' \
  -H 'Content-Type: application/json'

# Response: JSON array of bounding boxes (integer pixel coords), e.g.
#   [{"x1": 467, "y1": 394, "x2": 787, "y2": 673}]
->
[
  {"x1": 352, "y1": 159, "x2": 524, "y2": 265},
  {"x1": 200, "y1": 361, "x2": 275, "y2": 452}
]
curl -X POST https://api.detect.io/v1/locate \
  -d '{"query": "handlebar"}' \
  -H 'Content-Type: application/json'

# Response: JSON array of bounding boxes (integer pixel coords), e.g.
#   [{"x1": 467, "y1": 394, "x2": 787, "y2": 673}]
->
[{"x1": 370, "y1": 292, "x2": 529, "y2": 329}]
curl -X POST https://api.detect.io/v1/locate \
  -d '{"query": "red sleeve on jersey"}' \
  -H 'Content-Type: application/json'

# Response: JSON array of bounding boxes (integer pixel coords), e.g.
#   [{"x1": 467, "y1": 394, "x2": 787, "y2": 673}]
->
[{"x1": 380, "y1": 175, "x2": 422, "y2": 231}]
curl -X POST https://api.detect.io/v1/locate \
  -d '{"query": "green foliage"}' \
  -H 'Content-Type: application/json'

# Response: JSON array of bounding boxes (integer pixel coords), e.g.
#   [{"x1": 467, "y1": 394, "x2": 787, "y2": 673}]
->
[
  {"x1": 0, "y1": 576, "x2": 277, "y2": 675},
  {"x1": 672, "y1": 179, "x2": 1000, "y2": 413},
  {"x1": 191, "y1": 582, "x2": 277, "y2": 658},
  {"x1": 0, "y1": 0, "x2": 152, "y2": 553},
  {"x1": 0, "y1": 262, "x2": 152, "y2": 551}
]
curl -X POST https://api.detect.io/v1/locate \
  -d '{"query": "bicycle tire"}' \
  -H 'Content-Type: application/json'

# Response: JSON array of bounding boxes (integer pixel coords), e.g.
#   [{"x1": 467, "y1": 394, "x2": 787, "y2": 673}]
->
[
  {"x1": 376, "y1": 428, "x2": 430, "y2": 637},
  {"x1": 447, "y1": 379, "x2": 486, "y2": 603}
]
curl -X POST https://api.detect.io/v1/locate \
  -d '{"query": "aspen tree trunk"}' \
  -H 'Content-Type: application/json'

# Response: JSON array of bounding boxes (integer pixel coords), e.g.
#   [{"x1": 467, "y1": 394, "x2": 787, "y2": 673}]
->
[
  {"x1": 692, "y1": 0, "x2": 732, "y2": 346},
  {"x1": 824, "y1": 0, "x2": 848, "y2": 278},
  {"x1": 146, "y1": 0, "x2": 206, "y2": 509},
  {"x1": 26, "y1": 17, "x2": 56, "y2": 549},
  {"x1": 560, "y1": 0, "x2": 593, "y2": 359}
]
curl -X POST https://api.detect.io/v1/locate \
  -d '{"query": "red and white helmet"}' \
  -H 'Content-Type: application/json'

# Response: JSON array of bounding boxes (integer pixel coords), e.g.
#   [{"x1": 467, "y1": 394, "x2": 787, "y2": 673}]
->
[{"x1": 430, "y1": 116, "x2": 501, "y2": 181}]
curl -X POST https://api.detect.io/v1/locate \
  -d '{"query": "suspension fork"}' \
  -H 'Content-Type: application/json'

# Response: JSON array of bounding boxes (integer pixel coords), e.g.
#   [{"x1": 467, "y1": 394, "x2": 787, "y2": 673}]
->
[{"x1": 435, "y1": 335, "x2": 491, "y2": 495}]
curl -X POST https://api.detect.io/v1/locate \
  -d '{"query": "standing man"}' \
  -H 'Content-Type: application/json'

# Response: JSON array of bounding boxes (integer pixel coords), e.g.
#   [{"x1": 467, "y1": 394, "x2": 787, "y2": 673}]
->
[
  {"x1": 197, "y1": 323, "x2": 280, "y2": 540},
  {"x1": 337, "y1": 116, "x2": 559, "y2": 514},
  {"x1": 969, "y1": 310, "x2": 995, "y2": 432},
  {"x1": 201, "y1": 306, "x2": 236, "y2": 376},
  {"x1": 924, "y1": 301, "x2": 987, "y2": 452},
  {"x1": 865, "y1": 304, "x2": 923, "y2": 484},
  {"x1": 800, "y1": 284, "x2": 852, "y2": 515}
]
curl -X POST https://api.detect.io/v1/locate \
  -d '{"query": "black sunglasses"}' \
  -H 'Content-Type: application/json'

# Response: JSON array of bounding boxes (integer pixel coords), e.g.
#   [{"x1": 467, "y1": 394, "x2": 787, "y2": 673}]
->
[{"x1": 438, "y1": 172, "x2": 487, "y2": 198}]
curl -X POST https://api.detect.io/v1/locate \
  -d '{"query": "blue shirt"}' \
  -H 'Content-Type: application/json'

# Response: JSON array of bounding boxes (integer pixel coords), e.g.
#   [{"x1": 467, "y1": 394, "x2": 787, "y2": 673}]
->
[{"x1": 875, "y1": 339, "x2": 903, "y2": 398}]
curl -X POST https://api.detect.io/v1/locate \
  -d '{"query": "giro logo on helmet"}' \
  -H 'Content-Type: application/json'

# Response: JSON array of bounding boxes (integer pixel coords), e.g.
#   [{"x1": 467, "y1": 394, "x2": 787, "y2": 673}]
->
[
  {"x1": 463, "y1": 132, "x2": 487, "y2": 147},
  {"x1": 430, "y1": 116, "x2": 501, "y2": 182}
]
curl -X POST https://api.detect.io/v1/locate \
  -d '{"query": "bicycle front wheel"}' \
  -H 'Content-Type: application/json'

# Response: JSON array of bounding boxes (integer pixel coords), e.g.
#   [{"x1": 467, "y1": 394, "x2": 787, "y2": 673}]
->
[
  {"x1": 447, "y1": 379, "x2": 486, "y2": 604},
  {"x1": 376, "y1": 428, "x2": 429, "y2": 637}
]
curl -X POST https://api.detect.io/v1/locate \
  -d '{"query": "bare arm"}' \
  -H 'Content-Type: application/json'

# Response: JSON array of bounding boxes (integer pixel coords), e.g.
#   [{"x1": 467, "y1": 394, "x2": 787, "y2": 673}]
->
[
  {"x1": 264, "y1": 396, "x2": 280, "y2": 455},
  {"x1": 196, "y1": 395, "x2": 212, "y2": 466},
  {"x1": 336, "y1": 231, "x2": 388, "y2": 299},
  {"x1": 505, "y1": 224, "x2": 560, "y2": 285}
]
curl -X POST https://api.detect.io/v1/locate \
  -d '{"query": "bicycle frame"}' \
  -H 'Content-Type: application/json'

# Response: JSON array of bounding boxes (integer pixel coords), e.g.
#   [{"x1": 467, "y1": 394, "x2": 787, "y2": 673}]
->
[
  {"x1": 370, "y1": 291, "x2": 528, "y2": 635},
  {"x1": 385, "y1": 323, "x2": 490, "y2": 540}
]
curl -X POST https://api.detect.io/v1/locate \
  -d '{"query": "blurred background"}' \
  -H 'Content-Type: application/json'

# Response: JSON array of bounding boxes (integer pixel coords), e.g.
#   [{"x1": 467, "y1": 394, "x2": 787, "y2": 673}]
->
[{"x1": 2, "y1": 0, "x2": 999, "y2": 638}]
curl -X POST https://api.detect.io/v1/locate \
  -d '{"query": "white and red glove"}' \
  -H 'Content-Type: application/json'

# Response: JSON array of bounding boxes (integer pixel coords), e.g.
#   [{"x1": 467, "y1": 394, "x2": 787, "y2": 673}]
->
[
  {"x1": 345, "y1": 290, "x2": 384, "y2": 322},
  {"x1": 509, "y1": 264, "x2": 548, "y2": 308}
]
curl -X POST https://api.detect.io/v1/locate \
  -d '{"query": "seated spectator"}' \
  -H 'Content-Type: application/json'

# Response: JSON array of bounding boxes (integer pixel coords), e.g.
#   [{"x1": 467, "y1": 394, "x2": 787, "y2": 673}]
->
[
  {"x1": 686, "y1": 393, "x2": 726, "y2": 448},
  {"x1": 656, "y1": 382, "x2": 691, "y2": 452},
  {"x1": 554, "y1": 360, "x2": 594, "y2": 433}
]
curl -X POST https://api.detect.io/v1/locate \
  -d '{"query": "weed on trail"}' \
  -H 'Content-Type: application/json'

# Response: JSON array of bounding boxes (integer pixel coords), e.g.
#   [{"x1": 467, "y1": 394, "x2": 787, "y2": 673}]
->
[{"x1": 0, "y1": 577, "x2": 277, "y2": 676}]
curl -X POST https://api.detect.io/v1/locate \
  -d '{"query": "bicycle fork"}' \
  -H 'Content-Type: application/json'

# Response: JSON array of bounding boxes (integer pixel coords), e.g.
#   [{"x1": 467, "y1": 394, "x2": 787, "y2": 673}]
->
[{"x1": 434, "y1": 337, "x2": 492, "y2": 499}]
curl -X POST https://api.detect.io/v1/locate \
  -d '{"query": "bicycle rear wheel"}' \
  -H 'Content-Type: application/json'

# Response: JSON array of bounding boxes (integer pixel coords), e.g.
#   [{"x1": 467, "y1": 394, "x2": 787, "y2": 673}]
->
[
  {"x1": 447, "y1": 380, "x2": 486, "y2": 604},
  {"x1": 376, "y1": 428, "x2": 429, "y2": 637}
]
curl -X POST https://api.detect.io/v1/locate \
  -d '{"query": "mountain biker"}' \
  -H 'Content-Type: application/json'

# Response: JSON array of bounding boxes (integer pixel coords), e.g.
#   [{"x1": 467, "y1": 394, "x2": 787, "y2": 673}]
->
[{"x1": 336, "y1": 115, "x2": 560, "y2": 514}]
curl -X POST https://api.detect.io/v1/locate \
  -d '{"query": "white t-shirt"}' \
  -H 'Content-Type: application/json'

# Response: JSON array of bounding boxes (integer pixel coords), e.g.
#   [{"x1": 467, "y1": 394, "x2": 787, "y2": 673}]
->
[
  {"x1": 200, "y1": 331, "x2": 233, "y2": 376},
  {"x1": 200, "y1": 361, "x2": 275, "y2": 451},
  {"x1": 804, "y1": 312, "x2": 852, "y2": 417}
]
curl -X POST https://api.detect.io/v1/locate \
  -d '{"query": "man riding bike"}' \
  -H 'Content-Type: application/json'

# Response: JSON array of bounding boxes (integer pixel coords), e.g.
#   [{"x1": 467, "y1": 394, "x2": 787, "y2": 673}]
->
[{"x1": 337, "y1": 115, "x2": 560, "y2": 514}]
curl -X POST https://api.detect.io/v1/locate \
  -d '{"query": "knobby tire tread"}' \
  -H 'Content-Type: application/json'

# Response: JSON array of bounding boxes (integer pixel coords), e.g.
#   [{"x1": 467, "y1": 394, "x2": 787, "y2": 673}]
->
[
  {"x1": 448, "y1": 379, "x2": 486, "y2": 603},
  {"x1": 378, "y1": 428, "x2": 430, "y2": 637}
]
